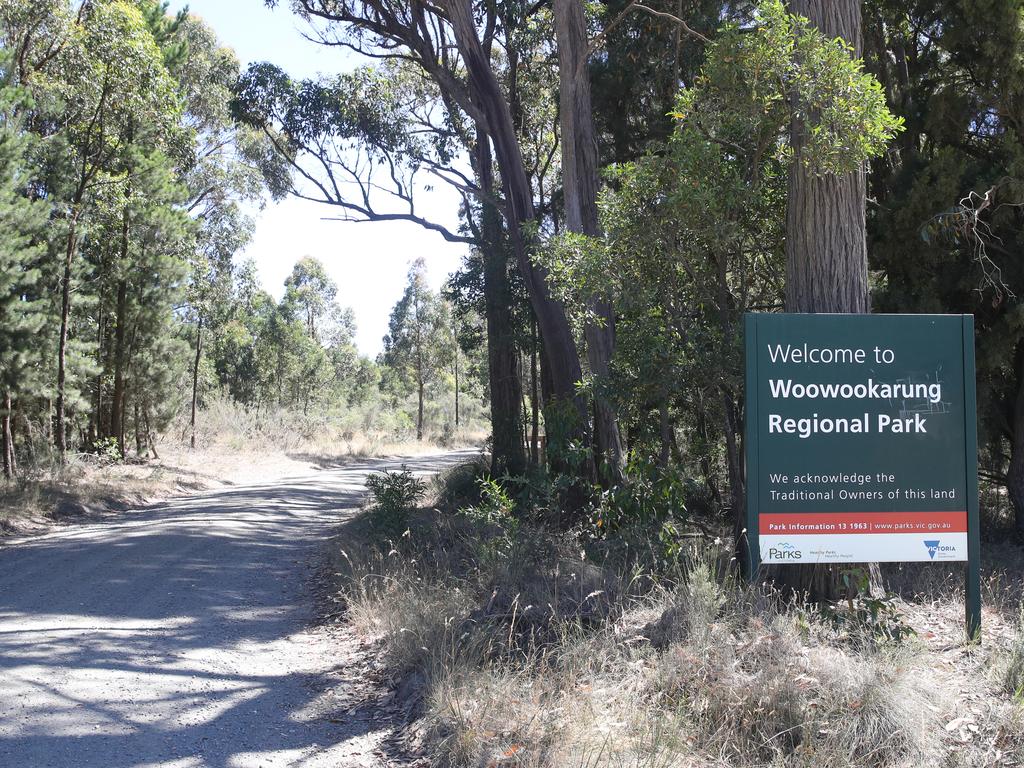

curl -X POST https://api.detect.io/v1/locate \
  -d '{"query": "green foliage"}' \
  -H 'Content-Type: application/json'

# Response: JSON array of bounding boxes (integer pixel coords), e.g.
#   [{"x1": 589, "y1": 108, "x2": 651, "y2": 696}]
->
[
  {"x1": 818, "y1": 568, "x2": 917, "y2": 645},
  {"x1": 458, "y1": 476, "x2": 520, "y2": 566},
  {"x1": 680, "y1": 0, "x2": 902, "y2": 175},
  {"x1": 436, "y1": 456, "x2": 491, "y2": 508},
  {"x1": 365, "y1": 467, "x2": 427, "y2": 535},
  {"x1": 0, "y1": 60, "x2": 48, "y2": 408},
  {"x1": 541, "y1": 397, "x2": 591, "y2": 476},
  {"x1": 0, "y1": 2, "x2": 305, "y2": 469},
  {"x1": 91, "y1": 436, "x2": 123, "y2": 465},
  {"x1": 381, "y1": 258, "x2": 462, "y2": 438},
  {"x1": 591, "y1": 453, "x2": 689, "y2": 533},
  {"x1": 863, "y1": 0, "x2": 1024, "y2": 530},
  {"x1": 537, "y1": 0, "x2": 901, "y2": 519}
]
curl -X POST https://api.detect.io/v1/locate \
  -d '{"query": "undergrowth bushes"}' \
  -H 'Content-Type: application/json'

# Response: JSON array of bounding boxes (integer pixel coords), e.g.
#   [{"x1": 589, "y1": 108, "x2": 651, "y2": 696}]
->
[
  {"x1": 332, "y1": 458, "x2": 1014, "y2": 767},
  {"x1": 366, "y1": 468, "x2": 427, "y2": 534}
]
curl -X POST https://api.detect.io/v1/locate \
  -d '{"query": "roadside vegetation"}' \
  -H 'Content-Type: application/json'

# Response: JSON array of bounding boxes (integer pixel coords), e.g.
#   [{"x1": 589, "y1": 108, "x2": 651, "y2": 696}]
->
[
  {"x1": 0, "y1": 394, "x2": 484, "y2": 535},
  {"x1": 337, "y1": 462, "x2": 1024, "y2": 767}
]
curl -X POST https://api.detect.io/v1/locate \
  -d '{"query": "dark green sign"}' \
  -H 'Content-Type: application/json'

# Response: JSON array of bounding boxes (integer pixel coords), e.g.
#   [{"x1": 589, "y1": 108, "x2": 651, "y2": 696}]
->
[{"x1": 744, "y1": 313, "x2": 980, "y2": 637}]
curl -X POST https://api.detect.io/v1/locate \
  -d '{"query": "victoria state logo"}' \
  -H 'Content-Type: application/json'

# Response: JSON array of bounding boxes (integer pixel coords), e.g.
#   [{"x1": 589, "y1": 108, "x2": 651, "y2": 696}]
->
[
  {"x1": 768, "y1": 542, "x2": 802, "y2": 560},
  {"x1": 924, "y1": 539, "x2": 957, "y2": 559}
]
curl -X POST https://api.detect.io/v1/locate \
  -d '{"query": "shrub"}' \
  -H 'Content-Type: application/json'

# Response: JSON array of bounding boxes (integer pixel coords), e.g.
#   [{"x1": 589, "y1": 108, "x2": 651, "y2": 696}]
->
[
  {"x1": 458, "y1": 477, "x2": 520, "y2": 568},
  {"x1": 365, "y1": 467, "x2": 427, "y2": 534},
  {"x1": 90, "y1": 436, "x2": 124, "y2": 464},
  {"x1": 590, "y1": 453, "x2": 689, "y2": 534},
  {"x1": 818, "y1": 567, "x2": 917, "y2": 646}
]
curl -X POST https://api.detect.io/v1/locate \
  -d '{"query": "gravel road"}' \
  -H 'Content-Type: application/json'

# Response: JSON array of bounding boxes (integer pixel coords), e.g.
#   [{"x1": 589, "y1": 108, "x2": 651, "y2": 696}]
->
[{"x1": 0, "y1": 449, "x2": 475, "y2": 768}]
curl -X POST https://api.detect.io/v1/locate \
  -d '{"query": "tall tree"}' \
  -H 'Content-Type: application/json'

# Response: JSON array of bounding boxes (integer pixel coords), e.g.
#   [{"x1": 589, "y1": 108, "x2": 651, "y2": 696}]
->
[
  {"x1": 783, "y1": 0, "x2": 869, "y2": 598},
  {"x1": 282, "y1": 256, "x2": 338, "y2": 343},
  {"x1": 254, "y1": 1, "x2": 592, "y2": 476},
  {"x1": 42, "y1": 0, "x2": 178, "y2": 460},
  {"x1": 474, "y1": 135, "x2": 527, "y2": 476},
  {"x1": 864, "y1": 0, "x2": 1024, "y2": 539},
  {"x1": 785, "y1": 0, "x2": 870, "y2": 314},
  {"x1": 0, "y1": 66, "x2": 47, "y2": 478},
  {"x1": 554, "y1": 0, "x2": 625, "y2": 483},
  {"x1": 172, "y1": 11, "x2": 270, "y2": 450},
  {"x1": 383, "y1": 259, "x2": 448, "y2": 441}
]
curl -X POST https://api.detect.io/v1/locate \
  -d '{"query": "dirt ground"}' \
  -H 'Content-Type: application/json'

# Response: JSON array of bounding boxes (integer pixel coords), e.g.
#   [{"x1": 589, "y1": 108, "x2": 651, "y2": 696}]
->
[{"x1": 0, "y1": 448, "x2": 475, "y2": 767}]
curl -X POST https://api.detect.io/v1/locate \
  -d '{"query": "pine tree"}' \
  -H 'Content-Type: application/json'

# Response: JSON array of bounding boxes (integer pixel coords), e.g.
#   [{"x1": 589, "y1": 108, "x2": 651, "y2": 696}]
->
[{"x1": 0, "y1": 65, "x2": 47, "y2": 477}]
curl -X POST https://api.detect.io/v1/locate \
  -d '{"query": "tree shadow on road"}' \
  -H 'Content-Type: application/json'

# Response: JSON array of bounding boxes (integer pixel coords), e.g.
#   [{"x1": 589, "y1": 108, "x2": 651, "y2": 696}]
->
[{"x1": 0, "y1": 450, "x2": 477, "y2": 767}]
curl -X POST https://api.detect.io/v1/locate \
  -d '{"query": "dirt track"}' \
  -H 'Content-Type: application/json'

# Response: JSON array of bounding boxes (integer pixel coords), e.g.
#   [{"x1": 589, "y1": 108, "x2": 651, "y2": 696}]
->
[{"x1": 0, "y1": 450, "x2": 475, "y2": 768}]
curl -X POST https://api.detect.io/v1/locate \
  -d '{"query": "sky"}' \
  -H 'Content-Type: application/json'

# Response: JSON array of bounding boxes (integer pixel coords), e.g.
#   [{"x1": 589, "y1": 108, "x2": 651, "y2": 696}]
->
[{"x1": 168, "y1": 0, "x2": 468, "y2": 356}]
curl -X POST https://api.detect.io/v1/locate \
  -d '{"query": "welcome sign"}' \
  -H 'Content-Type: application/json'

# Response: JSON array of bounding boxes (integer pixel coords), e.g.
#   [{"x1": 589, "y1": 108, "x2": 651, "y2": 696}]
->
[{"x1": 744, "y1": 314, "x2": 980, "y2": 569}]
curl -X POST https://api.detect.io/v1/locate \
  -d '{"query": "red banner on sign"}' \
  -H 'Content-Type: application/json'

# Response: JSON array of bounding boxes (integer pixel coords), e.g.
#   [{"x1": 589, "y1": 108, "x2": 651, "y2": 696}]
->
[{"x1": 760, "y1": 511, "x2": 967, "y2": 534}]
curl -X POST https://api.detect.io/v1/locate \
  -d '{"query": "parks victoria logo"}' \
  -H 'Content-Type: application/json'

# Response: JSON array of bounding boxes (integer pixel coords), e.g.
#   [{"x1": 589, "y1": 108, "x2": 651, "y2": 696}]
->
[
  {"x1": 924, "y1": 540, "x2": 957, "y2": 560},
  {"x1": 768, "y1": 542, "x2": 802, "y2": 560}
]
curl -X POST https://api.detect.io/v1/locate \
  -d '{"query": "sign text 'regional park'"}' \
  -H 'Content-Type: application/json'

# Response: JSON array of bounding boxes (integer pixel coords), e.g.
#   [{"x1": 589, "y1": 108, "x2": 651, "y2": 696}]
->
[{"x1": 744, "y1": 314, "x2": 979, "y2": 566}]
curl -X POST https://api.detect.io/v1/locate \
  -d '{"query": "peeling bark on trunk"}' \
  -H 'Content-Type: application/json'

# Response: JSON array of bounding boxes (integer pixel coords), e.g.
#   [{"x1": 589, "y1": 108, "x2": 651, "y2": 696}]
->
[
  {"x1": 144, "y1": 403, "x2": 158, "y2": 460},
  {"x1": 554, "y1": 0, "x2": 625, "y2": 484},
  {"x1": 446, "y1": 0, "x2": 589, "y2": 465}
]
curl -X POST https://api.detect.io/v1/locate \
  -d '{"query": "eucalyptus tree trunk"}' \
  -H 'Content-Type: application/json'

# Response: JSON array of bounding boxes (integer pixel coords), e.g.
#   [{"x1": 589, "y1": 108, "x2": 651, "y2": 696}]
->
[
  {"x1": 785, "y1": 0, "x2": 869, "y2": 314},
  {"x1": 779, "y1": 0, "x2": 871, "y2": 600},
  {"x1": 416, "y1": 309, "x2": 425, "y2": 441},
  {"x1": 111, "y1": 150, "x2": 133, "y2": 458},
  {"x1": 2, "y1": 392, "x2": 14, "y2": 479},
  {"x1": 190, "y1": 317, "x2": 202, "y2": 450},
  {"x1": 144, "y1": 403, "x2": 158, "y2": 460},
  {"x1": 110, "y1": 278, "x2": 128, "y2": 457},
  {"x1": 531, "y1": 318, "x2": 541, "y2": 467},
  {"x1": 1006, "y1": 345, "x2": 1024, "y2": 540},
  {"x1": 445, "y1": 0, "x2": 590, "y2": 467},
  {"x1": 474, "y1": 129, "x2": 527, "y2": 477},
  {"x1": 134, "y1": 400, "x2": 143, "y2": 457},
  {"x1": 554, "y1": 0, "x2": 626, "y2": 485},
  {"x1": 417, "y1": 377, "x2": 424, "y2": 441},
  {"x1": 55, "y1": 215, "x2": 79, "y2": 460}
]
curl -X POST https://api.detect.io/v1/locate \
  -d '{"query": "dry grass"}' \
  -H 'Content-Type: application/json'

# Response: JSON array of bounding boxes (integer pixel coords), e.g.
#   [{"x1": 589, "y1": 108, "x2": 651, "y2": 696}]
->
[
  {"x1": 333, "y1": 461, "x2": 1024, "y2": 768},
  {"x1": 991, "y1": 608, "x2": 1024, "y2": 699},
  {"x1": 187, "y1": 396, "x2": 487, "y2": 462},
  {"x1": 1, "y1": 397, "x2": 484, "y2": 537}
]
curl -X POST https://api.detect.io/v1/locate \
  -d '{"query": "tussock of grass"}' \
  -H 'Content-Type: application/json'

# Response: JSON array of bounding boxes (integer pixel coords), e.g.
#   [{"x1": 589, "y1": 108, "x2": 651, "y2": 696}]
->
[{"x1": 992, "y1": 608, "x2": 1024, "y2": 699}]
